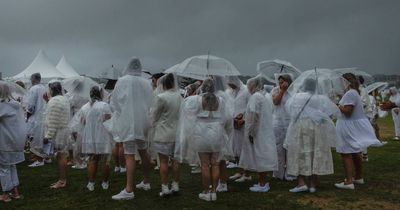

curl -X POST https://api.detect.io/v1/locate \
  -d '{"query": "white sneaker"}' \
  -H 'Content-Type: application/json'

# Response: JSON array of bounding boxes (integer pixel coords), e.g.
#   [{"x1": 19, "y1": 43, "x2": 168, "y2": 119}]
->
[
  {"x1": 309, "y1": 187, "x2": 316, "y2": 193},
  {"x1": 119, "y1": 167, "x2": 127, "y2": 173},
  {"x1": 394, "y1": 136, "x2": 400, "y2": 140},
  {"x1": 114, "y1": 166, "x2": 120, "y2": 172},
  {"x1": 235, "y1": 175, "x2": 252, "y2": 182},
  {"x1": 334, "y1": 182, "x2": 355, "y2": 190},
  {"x1": 111, "y1": 189, "x2": 135, "y2": 200},
  {"x1": 191, "y1": 166, "x2": 201, "y2": 174},
  {"x1": 289, "y1": 185, "x2": 309, "y2": 193},
  {"x1": 249, "y1": 183, "x2": 270, "y2": 192},
  {"x1": 229, "y1": 173, "x2": 242, "y2": 180},
  {"x1": 353, "y1": 178, "x2": 365, "y2": 184},
  {"x1": 28, "y1": 160, "x2": 44, "y2": 168},
  {"x1": 198, "y1": 192, "x2": 211, "y2": 201},
  {"x1": 102, "y1": 181, "x2": 109, "y2": 190},
  {"x1": 87, "y1": 182, "x2": 95, "y2": 191},
  {"x1": 210, "y1": 192, "x2": 217, "y2": 201},
  {"x1": 226, "y1": 162, "x2": 238, "y2": 169},
  {"x1": 159, "y1": 184, "x2": 171, "y2": 197},
  {"x1": 154, "y1": 166, "x2": 160, "y2": 170},
  {"x1": 136, "y1": 181, "x2": 151, "y2": 191},
  {"x1": 171, "y1": 181, "x2": 179, "y2": 193},
  {"x1": 72, "y1": 164, "x2": 86, "y2": 169},
  {"x1": 44, "y1": 158, "x2": 52, "y2": 164},
  {"x1": 216, "y1": 183, "x2": 228, "y2": 192}
]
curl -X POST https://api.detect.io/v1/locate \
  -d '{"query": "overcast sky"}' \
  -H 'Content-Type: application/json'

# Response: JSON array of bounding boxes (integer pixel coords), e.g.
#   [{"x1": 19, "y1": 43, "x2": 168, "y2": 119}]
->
[{"x1": 1, "y1": 0, "x2": 399, "y2": 77}]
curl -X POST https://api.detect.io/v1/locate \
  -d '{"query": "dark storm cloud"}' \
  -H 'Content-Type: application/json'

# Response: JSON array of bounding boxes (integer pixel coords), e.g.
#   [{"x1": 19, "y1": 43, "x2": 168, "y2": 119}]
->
[{"x1": 0, "y1": 0, "x2": 399, "y2": 78}]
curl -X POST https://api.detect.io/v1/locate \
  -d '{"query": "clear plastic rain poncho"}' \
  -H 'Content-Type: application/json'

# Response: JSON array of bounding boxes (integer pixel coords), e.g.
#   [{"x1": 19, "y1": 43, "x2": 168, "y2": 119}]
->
[
  {"x1": 0, "y1": 81, "x2": 26, "y2": 165},
  {"x1": 81, "y1": 86, "x2": 114, "y2": 154},
  {"x1": 238, "y1": 76, "x2": 278, "y2": 172},
  {"x1": 283, "y1": 78, "x2": 339, "y2": 176},
  {"x1": 105, "y1": 57, "x2": 153, "y2": 142},
  {"x1": 389, "y1": 87, "x2": 400, "y2": 137},
  {"x1": 174, "y1": 78, "x2": 233, "y2": 164}
]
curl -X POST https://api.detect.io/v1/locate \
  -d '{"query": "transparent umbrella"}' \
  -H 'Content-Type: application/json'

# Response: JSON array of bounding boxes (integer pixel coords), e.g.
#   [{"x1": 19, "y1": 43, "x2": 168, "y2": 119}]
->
[
  {"x1": 334, "y1": 68, "x2": 374, "y2": 85},
  {"x1": 257, "y1": 59, "x2": 301, "y2": 84},
  {"x1": 62, "y1": 76, "x2": 100, "y2": 98},
  {"x1": 366, "y1": 82, "x2": 388, "y2": 94}
]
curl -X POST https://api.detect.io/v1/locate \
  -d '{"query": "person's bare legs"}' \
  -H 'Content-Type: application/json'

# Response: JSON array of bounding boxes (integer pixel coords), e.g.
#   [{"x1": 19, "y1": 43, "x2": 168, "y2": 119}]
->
[
  {"x1": 259, "y1": 172, "x2": 268, "y2": 186},
  {"x1": 88, "y1": 156, "x2": 98, "y2": 182},
  {"x1": 57, "y1": 153, "x2": 67, "y2": 182},
  {"x1": 199, "y1": 153, "x2": 211, "y2": 192},
  {"x1": 219, "y1": 160, "x2": 227, "y2": 184},
  {"x1": 112, "y1": 144, "x2": 120, "y2": 168},
  {"x1": 159, "y1": 153, "x2": 169, "y2": 185},
  {"x1": 124, "y1": 154, "x2": 136, "y2": 193},
  {"x1": 341, "y1": 154, "x2": 353, "y2": 184},
  {"x1": 310, "y1": 175, "x2": 318, "y2": 188},
  {"x1": 172, "y1": 159, "x2": 180, "y2": 183},
  {"x1": 210, "y1": 153, "x2": 219, "y2": 193},
  {"x1": 119, "y1": 145, "x2": 125, "y2": 168},
  {"x1": 138, "y1": 149, "x2": 150, "y2": 184},
  {"x1": 297, "y1": 175, "x2": 306, "y2": 187},
  {"x1": 352, "y1": 153, "x2": 363, "y2": 180},
  {"x1": 102, "y1": 161, "x2": 110, "y2": 182}
]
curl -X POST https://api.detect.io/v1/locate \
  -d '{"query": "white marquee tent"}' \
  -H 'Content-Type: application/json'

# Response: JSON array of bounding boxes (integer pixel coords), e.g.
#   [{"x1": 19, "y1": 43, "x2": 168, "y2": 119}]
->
[
  {"x1": 12, "y1": 50, "x2": 65, "y2": 81},
  {"x1": 56, "y1": 56, "x2": 81, "y2": 78}
]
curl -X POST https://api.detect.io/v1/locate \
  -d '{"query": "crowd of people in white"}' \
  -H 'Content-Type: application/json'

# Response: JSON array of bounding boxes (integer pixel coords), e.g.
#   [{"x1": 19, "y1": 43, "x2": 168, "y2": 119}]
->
[{"x1": 1, "y1": 57, "x2": 399, "y2": 202}]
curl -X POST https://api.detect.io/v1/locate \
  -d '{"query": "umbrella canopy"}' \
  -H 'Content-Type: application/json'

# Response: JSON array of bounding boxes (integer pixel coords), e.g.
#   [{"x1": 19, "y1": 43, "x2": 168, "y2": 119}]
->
[
  {"x1": 257, "y1": 59, "x2": 301, "y2": 84},
  {"x1": 366, "y1": 82, "x2": 388, "y2": 94},
  {"x1": 62, "y1": 76, "x2": 100, "y2": 99},
  {"x1": 288, "y1": 68, "x2": 348, "y2": 101},
  {"x1": 334, "y1": 68, "x2": 374, "y2": 85},
  {"x1": 168, "y1": 55, "x2": 240, "y2": 80}
]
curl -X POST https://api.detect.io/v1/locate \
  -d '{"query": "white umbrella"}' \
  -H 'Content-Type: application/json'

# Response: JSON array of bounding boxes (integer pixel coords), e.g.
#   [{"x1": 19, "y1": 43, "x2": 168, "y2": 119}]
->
[
  {"x1": 366, "y1": 82, "x2": 388, "y2": 94},
  {"x1": 3, "y1": 80, "x2": 27, "y2": 98},
  {"x1": 334, "y1": 68, "x2": 374, "y2": 85},
  {"x1": 62, "y1": 76, "x2": 100, "y2": 98},
  {"x1": 168, "y1": 55, "x2": 240, "y2": 80},
  {"x1": 257, "y1": 59, "x2": 301, "y2": 84}
]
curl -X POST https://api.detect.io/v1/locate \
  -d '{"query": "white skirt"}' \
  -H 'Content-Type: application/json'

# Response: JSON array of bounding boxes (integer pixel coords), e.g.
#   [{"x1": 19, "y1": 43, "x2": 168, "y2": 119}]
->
[{"x1": 336, "y1": 118, "x2": 382, "y2": 154}]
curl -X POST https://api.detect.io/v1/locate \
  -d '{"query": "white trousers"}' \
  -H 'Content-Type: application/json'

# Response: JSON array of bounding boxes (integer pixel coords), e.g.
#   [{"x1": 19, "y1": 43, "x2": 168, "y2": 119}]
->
[
  {"x1": 392, "y1": 108, "x2": 400, "y2": 137},
  {"x1": 0, "y1": 164, "x2": 19, "y2": 192}
]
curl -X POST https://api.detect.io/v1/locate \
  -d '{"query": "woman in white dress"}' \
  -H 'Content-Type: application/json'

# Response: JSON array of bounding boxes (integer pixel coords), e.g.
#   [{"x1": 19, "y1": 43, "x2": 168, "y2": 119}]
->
[
  {"x1": 388, "y1": 87, "x2": 400, "y2": 140},
  {"x1": 335, "y1": 73, "x2": 382, "y2": 190},
  {"x1": 175, "y1": 78, "x2": 232, "y2": 201},
  {"x1": 0, "y1": 81, "x2": 26, "y2": 202},
  {"x1": 82, "y1": 86, "x2": 113, "y2": 191},
  {"x1": 151, "y1": 73, "x2": 183, "y2": 196},
  {"x1": 225, "y1": 76, "x2": 252, "y2": 183},
  {"x1": 284, "y1": 78, "x2": 338, "y2": 193},
  {"x1": 271, "y1": 74, "x2": 293, "y2": 180},
  {"x1": 239, "y1": 76, "x2": 278, "y2": 192},
  {"x1": 44, "y1": 82, "x2": 71, "y2": 189}
]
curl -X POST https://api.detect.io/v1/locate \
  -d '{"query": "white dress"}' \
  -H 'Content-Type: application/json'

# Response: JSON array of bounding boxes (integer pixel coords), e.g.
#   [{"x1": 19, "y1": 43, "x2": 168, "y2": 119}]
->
[
  {"x1": 25, "y1": 84, "x2": 46, "y2": 150},
  {"x1": 284, "y1": 93, "x2": 338, "y2": 176},
  {"x1": 271, "y1": 87, "x2": 291, "y2": 179},
  {"x1": 106, "y1": 75, "x2": 153, "y2": 142},
  {"x1": 174, "y1": 95, "x2": 232, "y2": 164},
  {"x1": 336, "y1": 89, "x2": 382, "y2": 153},
  {"x1": 239, "y1": 92, "x2": 278, "y2": 172},
  {"x1": 389, "y1": 93, "x2": 400, "y2": 137},
  {"x1": 82, "y1": 101, "x2": 114, "y2": 154},
  {"x1": 226, "y1": 84, "x2": 250, "y2": 157},
  {"x1": 0, "y1": 100, "x2": 26, "y2": 165}
]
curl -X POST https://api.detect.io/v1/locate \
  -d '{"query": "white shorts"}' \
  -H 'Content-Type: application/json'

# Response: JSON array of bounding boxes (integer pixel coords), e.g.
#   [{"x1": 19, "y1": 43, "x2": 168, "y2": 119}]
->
[
  {"x1": 123, "y1": 140, "x2": 147, "y2": 155},
  {"x1": 153, "y1": 142, "x2": 175, "y2": 156}
]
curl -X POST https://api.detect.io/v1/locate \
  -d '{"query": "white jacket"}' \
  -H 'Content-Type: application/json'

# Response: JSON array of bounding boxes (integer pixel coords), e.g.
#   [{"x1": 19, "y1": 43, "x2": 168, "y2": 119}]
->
[{"x1": 45, "y1": 95, "x2": 70, "y2": 139}]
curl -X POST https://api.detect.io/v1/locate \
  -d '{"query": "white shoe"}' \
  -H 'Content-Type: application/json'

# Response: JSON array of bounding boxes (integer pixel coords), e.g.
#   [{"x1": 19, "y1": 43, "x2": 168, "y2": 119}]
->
[
  {"x1": 114, "y1": 166, "x2": 120, "y2": 172},
  {"x1": 136, "y1": 181, "x2": 151, "y2": 191},
  {"x1": 210, "y1": 192, "x2": 217, "y2": 201},
  {"x1": 28, "y1": 160, "x2": 44, "y2": 168},
  {"x1": 191, "y1": 166, "x2": 201, "y2": 174},
  {"x1": 381, "y1": 141, "x2": 388, "y2": 145},
  {"x1": 249, "y1": 183, "x2": 270, "y2": 192},
  {"x1": 159, "y1": 184, "x2": 172, "y2": 197},
  {"x1": 198, "y1": 192, "x2": 211, "y2": 201},
  {"x1": 102, "y1": 181, "x2": 109, "y2": 190},
  {"x1": 353, "y1": 178, "x2": 365, "y2": 184},
  {"x1": 334, "y1": 182, "x2": 355, "y2": 190},
  {"x1": 72, "y1": 164, "x2": 86, "y2": 169},
  {"x1": 111, "y1": 189, "x2": 135, "y2": 200},
  {"x1": 229, "y1": 173, "x2": 242, "y2": 180},
  {"x1": 226, "y1": 162, "x2": 238, "y2": 169},
  {"x1": 87, "y1": 182, "x2": 95, "y2": 191},
  {"x1": 235, "y1": 175, "x2": 252, "y2": 182},
  {"x1": 309, "y1": 187, "x2": 316, "y2": 193},
  {"x1": 216, "y1": 183, "x2": 228, "y2": 192},
  {"x1": 154, "y1": 166, "x2": 160, "y2": 170},
  {"x1": 394, "y1": 136, "x2": 400, "y2": 140},
  {"x1": 44, "y1": 158, "x2": 52, "y2": 164},
  {"x1": 119, "y1": 167, "x2": 127, "y2": 173},
  {"x1": 289, "y1": 185, "x2": 309, "y2": 193},
  {"x1": 171, "y1": 181, "x2": 179, "y2": 193}
]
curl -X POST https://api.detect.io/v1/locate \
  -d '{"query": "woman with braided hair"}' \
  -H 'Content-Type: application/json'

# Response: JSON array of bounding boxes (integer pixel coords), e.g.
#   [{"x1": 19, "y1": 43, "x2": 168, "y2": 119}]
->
[{"x1": 81, "y1": 86, "x2": 113, "y2": 191}]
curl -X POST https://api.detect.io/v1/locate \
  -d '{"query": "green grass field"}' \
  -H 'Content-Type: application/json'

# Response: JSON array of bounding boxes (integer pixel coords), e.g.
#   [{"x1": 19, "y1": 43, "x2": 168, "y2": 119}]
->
[{"x1": 2, "y1": 116, "x2": 400, "y2": 210}]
